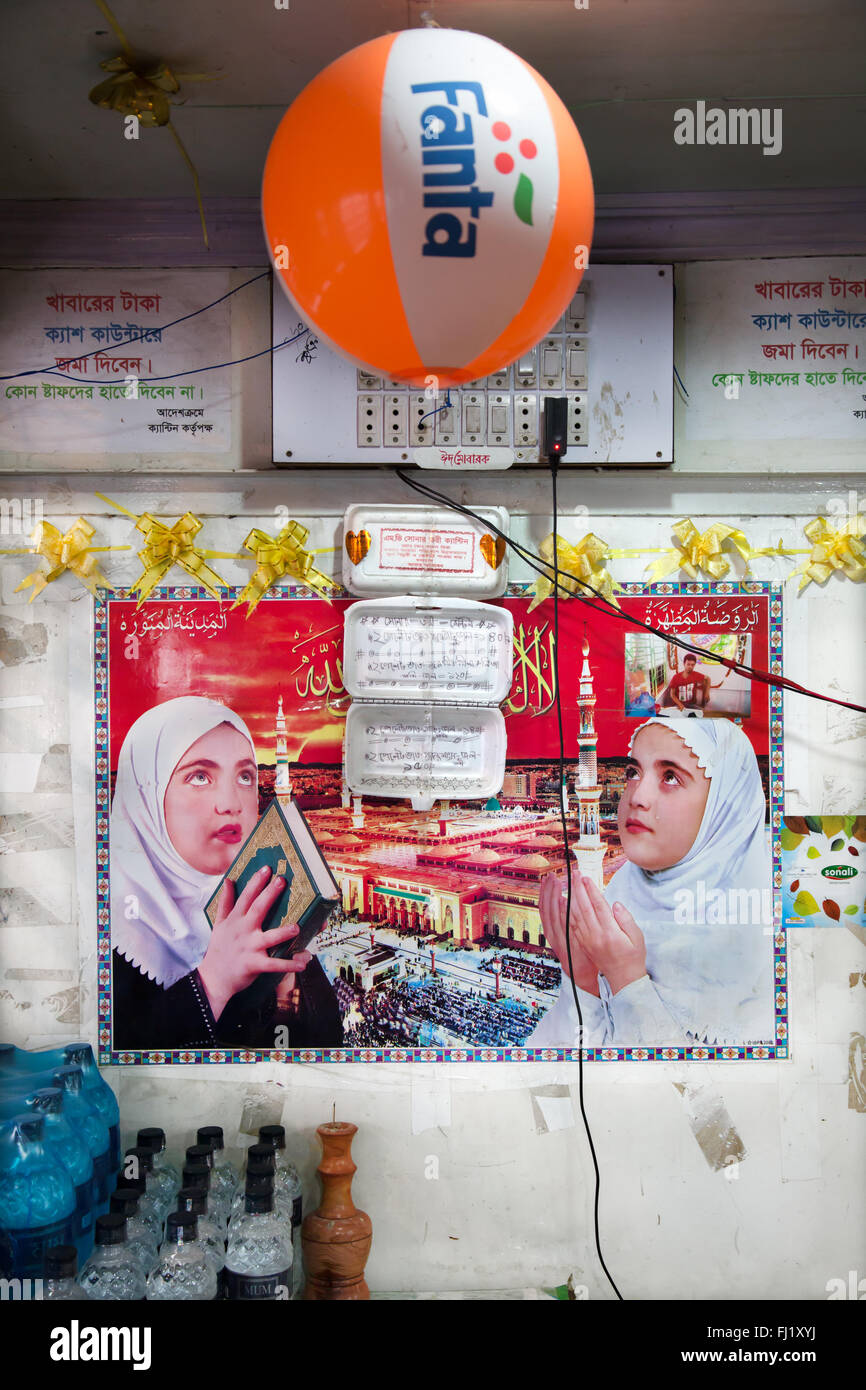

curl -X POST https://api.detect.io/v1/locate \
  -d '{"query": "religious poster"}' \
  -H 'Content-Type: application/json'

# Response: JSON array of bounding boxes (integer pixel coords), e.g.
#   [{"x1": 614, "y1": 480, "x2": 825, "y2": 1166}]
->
[{"x1": 95, "y1": 579, "x2": 786, "y2": 1064}]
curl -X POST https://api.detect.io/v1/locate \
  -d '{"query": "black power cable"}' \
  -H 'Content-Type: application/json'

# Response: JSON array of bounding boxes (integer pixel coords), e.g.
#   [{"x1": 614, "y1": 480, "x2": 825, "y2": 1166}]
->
[{"x1": 550, "y1": 456, "x2": 625, "y2": 1303}]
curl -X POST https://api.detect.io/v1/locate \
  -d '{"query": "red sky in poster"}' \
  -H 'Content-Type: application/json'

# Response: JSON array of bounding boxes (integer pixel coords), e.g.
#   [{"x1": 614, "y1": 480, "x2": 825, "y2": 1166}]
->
[{"x1": 107, "y1": 591, "x2": 769, "y2": 770}]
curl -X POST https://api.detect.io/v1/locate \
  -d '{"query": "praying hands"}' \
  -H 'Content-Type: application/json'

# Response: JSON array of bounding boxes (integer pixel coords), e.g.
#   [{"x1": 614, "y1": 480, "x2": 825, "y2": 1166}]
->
[{"x1": 539, "y1": 866, "x2": 648, "y2": 996}]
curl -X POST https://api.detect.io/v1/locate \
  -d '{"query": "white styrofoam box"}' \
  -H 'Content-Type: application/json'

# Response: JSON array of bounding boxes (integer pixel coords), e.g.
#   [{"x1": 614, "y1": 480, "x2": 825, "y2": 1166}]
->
[
  {"x1": 342, "y1": 504, "x2": 510, "y2": 598},
  {"x1": 344, "y1": 702, "x2": 506, "y2": 812},
  {"x1": 343, "y1": 596, "x2": 513, "y2": 809},
  {"x1": 272, "y1": 265, "x2": 673, "y2": 466},
  {"x1": 342, "y1": 597, "x2": 513, "y2": 704}
]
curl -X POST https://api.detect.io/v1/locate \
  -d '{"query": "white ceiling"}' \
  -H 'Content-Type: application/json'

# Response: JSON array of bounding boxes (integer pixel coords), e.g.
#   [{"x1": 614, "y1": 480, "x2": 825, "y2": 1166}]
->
[{"x1": 2, "y1": 0, "x2": 864, "y2": 199}]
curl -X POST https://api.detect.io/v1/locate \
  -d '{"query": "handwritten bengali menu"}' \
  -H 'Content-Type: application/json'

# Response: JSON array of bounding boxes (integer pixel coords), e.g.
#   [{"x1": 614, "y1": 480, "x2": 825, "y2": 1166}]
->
[
  {"x1": 680, "y1": 259, "x2": 866, "y2": 444},
  {"x1": 0, "y1": 270, "x2": 232, "y2": 456}
]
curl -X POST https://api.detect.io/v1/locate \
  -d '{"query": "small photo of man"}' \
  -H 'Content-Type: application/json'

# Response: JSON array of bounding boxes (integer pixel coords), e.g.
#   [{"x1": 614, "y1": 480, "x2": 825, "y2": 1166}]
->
[{"x1": 659, "y1": 653, "x2": 711, "y2": 713}]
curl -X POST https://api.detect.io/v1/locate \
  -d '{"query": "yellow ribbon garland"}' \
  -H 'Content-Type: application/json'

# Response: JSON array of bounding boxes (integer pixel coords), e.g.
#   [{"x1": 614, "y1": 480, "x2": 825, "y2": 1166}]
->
[
  {"x1": 88, "y1": 0, "x2": 221, "y2": 250},
  {"x1": 231, "y1": 523, "x2": 334, "y2": 617},
  {"x1": 646, "y1": 519, "x2": 754, "y2": 581},
  {"x1": 529, "y1": 532, "x2": 621, "y2": 612},
  {"x1": 3, "y1": 518, "x2": 127, "y2": 602},
  {"x1": 789, "y1": 514, "x2": 866, "y2": 592}
]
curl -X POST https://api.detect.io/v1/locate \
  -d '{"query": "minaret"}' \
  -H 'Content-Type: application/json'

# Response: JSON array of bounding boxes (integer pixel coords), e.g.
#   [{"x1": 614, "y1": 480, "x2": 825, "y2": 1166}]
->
[
  {"x1": 574, "y1": 634, "x2": 606, "y2": 888},
  {"x1": 274, "y1": 693, "x2": 292, "y2": 800},
  {"x1": 351, "y1": 794, "x2": 366, "y2": 830}
]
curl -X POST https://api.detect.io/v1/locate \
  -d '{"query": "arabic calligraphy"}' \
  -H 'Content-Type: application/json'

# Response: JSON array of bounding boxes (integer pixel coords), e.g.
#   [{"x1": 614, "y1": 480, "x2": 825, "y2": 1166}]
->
[
  {"x1": 646, "y1": 600, "x2": 761, "y2": 633},
  {"x1": 118, "y1": 607, "x2": 229, "y2": 640},
  {"x1": 507, "y1": 622, "x2": 556, "y2": 717}
]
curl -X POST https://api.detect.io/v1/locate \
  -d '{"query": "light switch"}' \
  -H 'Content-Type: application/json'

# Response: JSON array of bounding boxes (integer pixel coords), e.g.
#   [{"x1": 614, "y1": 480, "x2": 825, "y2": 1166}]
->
[
  {"x1": 515, "y1": 351, "x2": 537, "y2": 388},
  {"x1": 566, "y1": 338, "x2": 588, "y2": 389},
  {"x1": 566, "y1": 291, "x2": 587, "y2": 332},
  {"x1": 461, "y1": 393, "x2": 485, "y2": 443},
  {"x1": 541, "y1": 339, "x2": 563, "y2": 388},
  {"x1": 488, "y1": 396, "x2": 510, "y2": 443}
]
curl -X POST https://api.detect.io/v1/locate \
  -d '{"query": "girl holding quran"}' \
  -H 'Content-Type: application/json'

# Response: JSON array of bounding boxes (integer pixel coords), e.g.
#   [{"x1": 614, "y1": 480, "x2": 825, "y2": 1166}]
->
[{"x1": 110, "y1": 696, "x2": 343, "y2": 1050}]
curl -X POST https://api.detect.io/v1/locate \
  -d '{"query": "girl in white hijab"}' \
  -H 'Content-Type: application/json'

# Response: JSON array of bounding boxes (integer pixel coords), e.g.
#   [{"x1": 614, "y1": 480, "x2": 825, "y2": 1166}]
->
[
  {"x1": 529, "y1": 717, "x2": 775, "y2": 1048},
  {"x1": 110, "y1": 695, "x2": 341, "y2": 1049}
]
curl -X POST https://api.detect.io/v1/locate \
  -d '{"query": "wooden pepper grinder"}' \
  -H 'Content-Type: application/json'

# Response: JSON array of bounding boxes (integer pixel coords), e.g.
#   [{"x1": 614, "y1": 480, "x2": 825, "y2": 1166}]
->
[{"x1": 301, "y1": 1121, "x2": 372, "y2": 1300}]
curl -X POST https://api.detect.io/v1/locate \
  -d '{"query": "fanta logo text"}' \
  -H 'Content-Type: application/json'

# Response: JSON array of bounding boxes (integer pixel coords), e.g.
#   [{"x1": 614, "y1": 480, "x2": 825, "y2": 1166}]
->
[{"x1": 411, "y1": 81, "x2": 494, "y2": 259}]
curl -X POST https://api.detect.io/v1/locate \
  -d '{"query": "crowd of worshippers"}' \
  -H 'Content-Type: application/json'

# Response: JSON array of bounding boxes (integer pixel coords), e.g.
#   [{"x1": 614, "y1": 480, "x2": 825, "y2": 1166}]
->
[
  {"x1": 479, "y1": 953, "x2": 562, "y2": 991},
  {"x1": 331, "y1": 974, "x2": 535, "y2": 1046}
]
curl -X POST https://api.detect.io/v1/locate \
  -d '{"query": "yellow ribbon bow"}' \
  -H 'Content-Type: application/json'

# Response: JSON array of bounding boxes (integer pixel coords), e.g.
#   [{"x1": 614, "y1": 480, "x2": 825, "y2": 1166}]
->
[
  {"x1": 87, "y1": 0, "x2": 221, "y2": 249},
  {"x1": 790, "y1": 514, "x2": 866, "y2": 592},
  {"x1": 129, "y1": 512, "x2": 232, "y2": 607},
  {"x1": 529, "y1": 532, "x2": 620, "y2": 612},
  {"x1": 231, "y1": 522, "x2": 334, "y2": 617},
  {"x1": 11, "y1": 518, "x2": 121, "y2": 602},
  {"x1": 647, "y1": 519, "x2": 753, "y2": 582}
]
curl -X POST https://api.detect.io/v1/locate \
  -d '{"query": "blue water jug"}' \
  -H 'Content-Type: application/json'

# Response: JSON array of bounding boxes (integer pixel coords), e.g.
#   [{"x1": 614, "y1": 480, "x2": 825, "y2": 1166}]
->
[{"x1": 0, "y1": 1113, "x2": 77, "y2": 1280}]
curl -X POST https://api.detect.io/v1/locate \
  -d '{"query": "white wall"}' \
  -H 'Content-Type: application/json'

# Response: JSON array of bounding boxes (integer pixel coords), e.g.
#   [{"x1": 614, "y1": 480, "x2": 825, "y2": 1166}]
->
[{"x1": 0, "y1": 259, "x2": 863, "y2": 1298}]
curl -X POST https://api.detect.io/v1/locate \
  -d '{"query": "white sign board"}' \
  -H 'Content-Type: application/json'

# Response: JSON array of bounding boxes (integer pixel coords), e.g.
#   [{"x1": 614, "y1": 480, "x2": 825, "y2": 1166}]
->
[
  {"x1": 0, "y1": 269, "x2": 232, "y2": 455},
  {"x1": 680, "y1": 256, "x2": 866, "y2": 442}
]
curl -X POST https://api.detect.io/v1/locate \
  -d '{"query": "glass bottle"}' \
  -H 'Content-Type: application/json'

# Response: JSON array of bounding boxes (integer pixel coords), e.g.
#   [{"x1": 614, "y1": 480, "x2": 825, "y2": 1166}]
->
[
  {"x1": 175, "y1": 1186, "x2": 226, "y2": 1296},
  {"x1": 181, "y1": 1161, "x2": 227, "y2": 1236},
  {"x1": 43, "y1": 1244, "x2": 87, "y2": 1301},
  {"x1": 77, "y1": 1212, "x2": 146, "y2": 1301},
  {"x1": 196, "y1": 1125, "x2": 237, "y2": 1203},
  {"x1": 185, "y1": 1144, "x2": 230, "y2": 1226},
  {"x1": 258, "y1": 1124, "x2": 303, "y2": 1297},
  {"x1": 110, "y1": 1189, "x2": 158, "y2": 1275},
  {"x1": 0, "y1": 1113, "x2": 76, "y2": 1280},
  {"x1": 224, "y1": 1179, "x2": 292, "y2": 1301},
  {"x1": 230, "y1": 1147, "x2": 289, "y2": 1224},
  {"x1": 146, "y1": 1212, "x2": 217, "y2": 1301},
  {"x1": 137, "y1": 1127, "x2": 181, "y2": 1195},
  {"x1": 122, "y1": 1145, "x2": 173, "y2": 1226}
]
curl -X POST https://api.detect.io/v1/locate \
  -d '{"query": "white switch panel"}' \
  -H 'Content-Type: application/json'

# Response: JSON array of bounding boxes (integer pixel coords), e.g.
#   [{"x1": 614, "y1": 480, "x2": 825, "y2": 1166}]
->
[{"x1": 274, "y1": 266, "x2": 673, "y2": 465}]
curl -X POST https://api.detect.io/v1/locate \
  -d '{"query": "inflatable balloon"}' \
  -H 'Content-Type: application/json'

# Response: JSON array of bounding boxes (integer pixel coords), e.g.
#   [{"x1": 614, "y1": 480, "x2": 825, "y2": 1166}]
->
[{"x1": 262, "y1": 28, "x2": 593, "y2": 388}]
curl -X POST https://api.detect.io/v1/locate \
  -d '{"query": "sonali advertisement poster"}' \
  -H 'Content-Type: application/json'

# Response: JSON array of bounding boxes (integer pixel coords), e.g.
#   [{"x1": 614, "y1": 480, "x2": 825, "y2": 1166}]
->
[{"x1": 94, "y1": 580, "x2": 787, "y2": 1064}]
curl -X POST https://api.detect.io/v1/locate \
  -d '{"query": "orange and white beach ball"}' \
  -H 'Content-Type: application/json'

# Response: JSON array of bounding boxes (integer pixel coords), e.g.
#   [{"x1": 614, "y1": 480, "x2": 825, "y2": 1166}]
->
[{"x1": 262, "y1": 28, "x2": 594, "y2": 388}]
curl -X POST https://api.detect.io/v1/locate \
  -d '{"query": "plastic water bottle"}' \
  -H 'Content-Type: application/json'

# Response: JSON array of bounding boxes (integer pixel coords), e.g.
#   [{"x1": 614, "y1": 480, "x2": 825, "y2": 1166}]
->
[
  {"x1": 122, "y1": 1146, "x2": 173, "y2": 1225},
  {"x1": 110, "y1": 1189, "x2": 158, "y2": 1276},
  {"x1": 26, "y1": 1088, "x2": 95, "y2": 1265},
  {"x1": 43, "y1": 1244, "x2": 87, "y2": 1301},
  {"x1": 230, "y1": 1146, "x2": 290, "y2": 1226},
  {"x1": 50, "y1": 1067, "x2": 113, "y2": 1212},
  {"x1": 196, "y1": 1126, "x2": 237, "y2": 1203},
  {"x1": 0, "y1": 1113, "x2": 77, "y2": 1279},
  {"x1": 181, "y1": 1161, "x2": 227, "y2": 1236},
  {"x1": 114, "y1": 1171, "x2": 163, "y2": 1240},
  {"x1": 175, "y1": 1187, "x2": 226, "y2": 1296},
  {"x1": 146, "y1": 1212, "x2": 217, "y2": 1301},
  {"x1": 224, "y1": 1177, "x2": 292, "y2": 1301},
  {"x1": 137, "y1": 1127, "x2": 181, "y2": 1195},
  {"x1": 258, "y1": 1124, "x2": 304, "y2": 1297},
  {"x1": 185, "y1": 1144, "x2": 230, "y2": 1226},
  {"x1": 0, "y1": 1043, "x2": 120, "y2": 1174},
  {"x1": 77, "y1": 1212, "x2": 146, "y2": 1301}
]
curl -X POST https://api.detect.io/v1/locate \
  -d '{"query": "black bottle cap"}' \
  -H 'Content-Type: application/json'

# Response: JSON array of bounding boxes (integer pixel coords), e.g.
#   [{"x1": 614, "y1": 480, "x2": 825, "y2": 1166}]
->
[
  {"x1": 176, "y1": 1187, "x2": 206, "y2": 1217},
  {"x1": 182, "y1": 1163, "x2": 210, "y2": 1192},
  {"x1": 44, "y1": 1245, "x2": 78, "y2": 1279},
  {"x1": 185, "y1": 1143, "x2": 214, "y2": 1169},
  {"x1": 137, "y1": 1127, "x2": 166, "y2": 1153},
  {"x1": 244, "y1": 1191, "x2": 274, "y2": 1215},
  {"x1": 115, "y1": 1171, "x2": 146, "y2": 1195},
  {"x1": 196, "y1": 1125, "x2": 224, "y2": 1151},
  {"x1": 166, "y1": 1211, "x2": 197, "y2": 1242},
  {"x1": 258, "y1": 1124, "x2": 286, "y2": 1150},
  {"x1": 123, "y1": 1146, "x2": 154, "y2": 1177},
  {"x1": 110, "y1": 1190, "x2": 140, "y2": 1217},
  {"x1": 95, "y1": 1213, "x2": 127, "y2": 1246}
]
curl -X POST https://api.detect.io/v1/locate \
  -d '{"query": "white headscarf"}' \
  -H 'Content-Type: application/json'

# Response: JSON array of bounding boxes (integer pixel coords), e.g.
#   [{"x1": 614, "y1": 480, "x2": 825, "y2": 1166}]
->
[
  {"x1": 603, "y1": 716, "x2": 774, "y2": 1043},
  {"x1": 110, "y1": 696, "x2": 258, "y2": 988}
]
